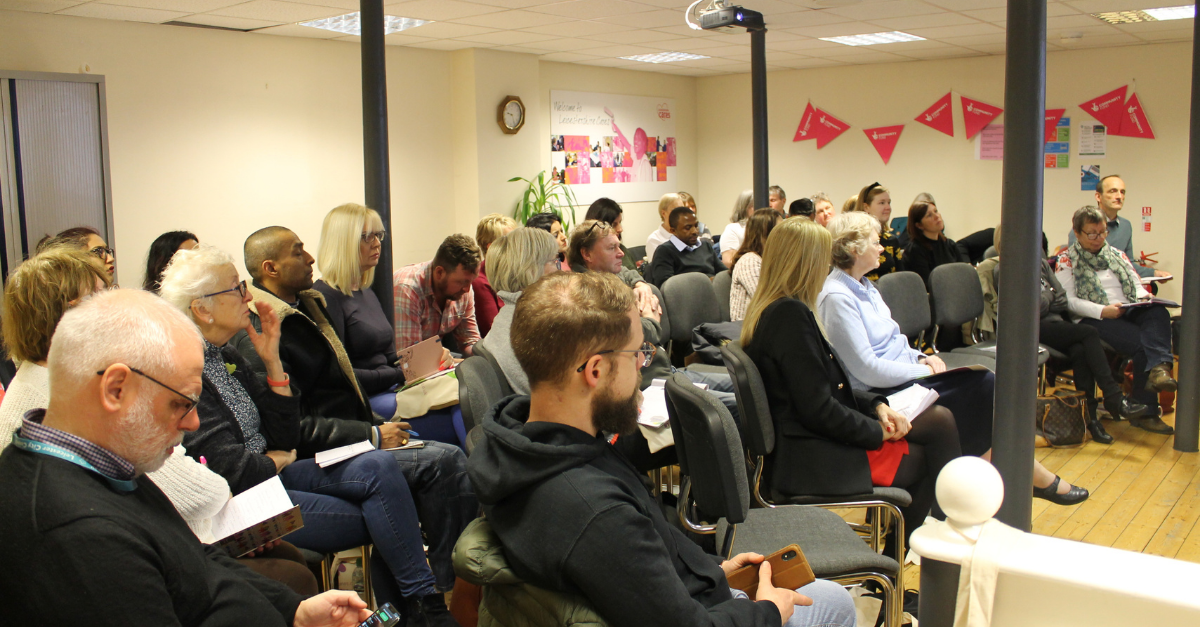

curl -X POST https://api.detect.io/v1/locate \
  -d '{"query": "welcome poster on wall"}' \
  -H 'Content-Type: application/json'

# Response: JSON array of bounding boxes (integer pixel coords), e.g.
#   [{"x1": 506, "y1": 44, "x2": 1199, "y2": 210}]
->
[{"x1": 549, "y1": 90, "x2": 677, "y2": 204}]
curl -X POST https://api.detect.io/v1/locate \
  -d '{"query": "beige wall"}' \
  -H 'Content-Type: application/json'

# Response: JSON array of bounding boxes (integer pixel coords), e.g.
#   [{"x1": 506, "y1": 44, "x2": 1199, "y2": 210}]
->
[
  {"x1": 0, "y1": 9, "x2": 455, "y2": 288},
  {"x1": 696, "y1": 42, "x2": 1192, "y2": 301},
  {"x1": 537, "y1": 62, "x2": 699, "y2": 251}
]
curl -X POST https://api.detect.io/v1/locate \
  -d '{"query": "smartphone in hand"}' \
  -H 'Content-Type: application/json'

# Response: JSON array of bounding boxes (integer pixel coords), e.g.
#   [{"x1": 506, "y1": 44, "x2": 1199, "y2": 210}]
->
[
  {"x1": 358, "y1": 602, "x2": 401, "y2": 627},
  {"x1": 725, "y1": 544, "x2": 816, "y2": 598}
]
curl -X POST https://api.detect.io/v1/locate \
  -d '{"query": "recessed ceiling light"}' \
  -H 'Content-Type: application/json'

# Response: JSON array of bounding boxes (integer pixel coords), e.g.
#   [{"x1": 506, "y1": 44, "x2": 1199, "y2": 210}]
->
[
  {"x1": 1092, "y1": 5, "x2": 1194, "y2": 24},
  {"x1": 820, "y1": 31, "x2": 925, "y2": 46},
  {"x1": 300, "y1": 12, "x2": 431, "y2": 36},
  {"x1": 620, "y1": 51, "x2": 710, "y2": 63}
]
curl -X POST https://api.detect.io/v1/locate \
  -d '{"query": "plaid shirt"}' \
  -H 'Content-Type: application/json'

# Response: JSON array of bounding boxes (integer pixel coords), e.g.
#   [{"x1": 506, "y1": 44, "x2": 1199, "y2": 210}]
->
[
  {"x1": 20, "y1": 409, "x2": 136, "y2": 480},
  {"x1": 393, "y1": 260, "x2": 480, "y2": 352}
]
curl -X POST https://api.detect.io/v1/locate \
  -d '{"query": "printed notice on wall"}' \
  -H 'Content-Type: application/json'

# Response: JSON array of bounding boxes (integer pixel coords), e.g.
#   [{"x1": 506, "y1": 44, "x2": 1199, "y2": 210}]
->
[
  {"x1": 975, "y1": 124, "x2": 1003, "y2": 160},
  {"x1": 549, "y1": 90, "x2": 677, "y2": 204},
  {"x1": 1079, "y1": 123, "x2": 1107, "y2": 158},
  {"x1": 1081, "y1": 165, "x2": 1100, "y2": 191},
  {"x1": 1045, "y1": 116, "x2": 1070, "y2": 168}
]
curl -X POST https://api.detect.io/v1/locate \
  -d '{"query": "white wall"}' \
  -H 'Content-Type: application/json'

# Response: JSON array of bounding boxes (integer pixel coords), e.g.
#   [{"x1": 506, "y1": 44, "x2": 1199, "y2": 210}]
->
[
  {"x1": 696, "y1": 42, "x2": 1193, "y2": 301},
  {"x1": 0, "y1": 10, "x2": 456, "y2": 288}
]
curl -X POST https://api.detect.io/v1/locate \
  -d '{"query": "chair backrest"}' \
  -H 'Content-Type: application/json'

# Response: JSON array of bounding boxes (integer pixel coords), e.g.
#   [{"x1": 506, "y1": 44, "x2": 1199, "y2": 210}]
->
[
  {"x1": 471, "y1": 342, "x2": 513, "y2": 397},
  {"x1": 929, "y1": 262, "x2": 985, "y2": 327},
  {"x1": 712, "y1": 270, "x2": 732, "y2": 323},
  {"x1": 648, "y1": 283, "x2": 670, "y2": 342},
  {"x1": 983, "y1": 245, "x2": 999, "y2": 260},
  {"x1": 876, "y1": 271, "x2": 931, "y2": 342},
  {"x1": 661, "y1": 273, "x2": 720, "y2": 344},
  {"x1": 664, "y1": 373, "x2": 750, "y2": 525},
  {"x1": 627, "y1": 245, "x2": 646, "y2": 264},
  {"x1": 456, "y1": 356, "x2": 506, "y2": 432},
  {"x1": 719, "y1": 343, "x2": 774, "y2": 457}
]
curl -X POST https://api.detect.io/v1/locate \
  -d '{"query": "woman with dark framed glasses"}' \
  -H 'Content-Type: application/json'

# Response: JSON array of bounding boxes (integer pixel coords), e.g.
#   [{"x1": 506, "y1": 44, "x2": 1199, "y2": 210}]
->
[{"x1": 35, "y1": 225, "x2": 117, "y2": 281}]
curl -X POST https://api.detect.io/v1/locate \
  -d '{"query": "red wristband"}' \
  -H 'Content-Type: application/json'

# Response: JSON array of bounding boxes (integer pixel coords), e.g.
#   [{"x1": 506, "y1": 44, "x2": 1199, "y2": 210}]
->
[{"x1": 267, "y1": 373, "x2": 290, "y2": 388}]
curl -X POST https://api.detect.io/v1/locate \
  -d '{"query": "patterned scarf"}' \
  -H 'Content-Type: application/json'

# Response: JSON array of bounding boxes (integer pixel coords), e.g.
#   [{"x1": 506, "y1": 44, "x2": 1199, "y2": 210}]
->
[{"x1": 1067, "y1": 241, "x2": 1139, "y2": 305}]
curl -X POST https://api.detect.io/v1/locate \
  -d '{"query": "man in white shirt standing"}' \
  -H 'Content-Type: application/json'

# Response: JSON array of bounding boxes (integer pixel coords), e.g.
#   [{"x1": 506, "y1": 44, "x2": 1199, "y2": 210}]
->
[{"x1": 1055, "y1": 205, "x2": 1176, "y2": 434}]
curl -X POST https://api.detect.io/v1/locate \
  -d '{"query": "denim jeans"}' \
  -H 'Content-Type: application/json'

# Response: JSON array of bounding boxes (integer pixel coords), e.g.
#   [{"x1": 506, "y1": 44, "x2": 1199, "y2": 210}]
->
[
  {"x1": 389, "y1": 440, "x2": 478, "y2": 592},
  {"x1": 678, "y1": 368, "x2": 741, "y2": 423},
  {"x1": 279, "y1": 451, "x2": 438, "y2": 603},
  {"x1": 731, "y1": 579, "x2": 857, "y2": 627},
  {"x1": 1081, "y1": 304, "x2": 1174, "y2": 409}
]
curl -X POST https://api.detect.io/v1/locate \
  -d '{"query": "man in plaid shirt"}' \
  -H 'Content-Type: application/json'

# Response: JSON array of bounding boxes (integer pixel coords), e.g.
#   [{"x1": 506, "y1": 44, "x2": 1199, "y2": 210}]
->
[{"x1": 394, "y1": 234, "x2": 483, "y2": 356}]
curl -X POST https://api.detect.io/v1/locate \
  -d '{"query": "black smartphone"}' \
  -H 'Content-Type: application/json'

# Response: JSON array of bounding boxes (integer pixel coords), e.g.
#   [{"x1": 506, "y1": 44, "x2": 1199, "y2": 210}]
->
[{"x1": 358, "y1": 602, "x2": 401, "y2": 627}]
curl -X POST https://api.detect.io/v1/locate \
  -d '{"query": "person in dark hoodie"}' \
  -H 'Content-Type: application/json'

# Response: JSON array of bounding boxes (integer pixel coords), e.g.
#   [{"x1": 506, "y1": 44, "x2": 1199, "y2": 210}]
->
[{"x1": 468, "y1": 271, "x2": 856, "y2": 627}]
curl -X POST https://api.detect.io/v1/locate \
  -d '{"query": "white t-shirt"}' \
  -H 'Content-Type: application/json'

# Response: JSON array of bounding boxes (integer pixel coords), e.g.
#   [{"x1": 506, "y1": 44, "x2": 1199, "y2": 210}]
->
[
  {"x1": 720, "y1": 221, "x2": 746, "y2": 255},
  {"x1": 645, "y1": 226, "x2": 672, "y2": 262}
]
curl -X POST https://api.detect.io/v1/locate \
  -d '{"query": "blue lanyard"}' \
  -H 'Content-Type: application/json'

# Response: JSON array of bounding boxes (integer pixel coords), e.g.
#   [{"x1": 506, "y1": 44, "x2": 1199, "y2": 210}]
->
[{"x1": 10, "y1": 432, "x2": 138, "y2": 492}]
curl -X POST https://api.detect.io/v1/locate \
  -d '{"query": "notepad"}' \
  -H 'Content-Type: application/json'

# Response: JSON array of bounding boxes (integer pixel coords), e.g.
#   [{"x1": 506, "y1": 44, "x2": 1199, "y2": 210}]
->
[
  {"x1": 1119, "y1": 297, "x2": 1180, "y2": 308},
  {"x1": 638, "y1": 378, "x2": 708, "y2": 428},
  {"x1": 886, "y1": 384, "x2": 940, "y2": 421},
  {"x1": 210, "y1": 476, "x2": 303, "y2": 557},
  {"x1": 315, "y1": 440, "x2": 375, "y2": 468}
]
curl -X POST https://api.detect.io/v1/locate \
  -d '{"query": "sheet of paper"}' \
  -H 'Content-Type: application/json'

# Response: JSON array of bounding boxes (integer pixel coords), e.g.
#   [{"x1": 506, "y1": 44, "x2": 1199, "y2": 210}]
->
[
  {"x1": 384, "y1": 440, "x2": 426, "y2": 451},
  {"x1": 638, "y1": 381, "x2": 671, "y2": 428},
  {"x1": 314, "y1": 440, "x2": 375, "y2": 468},
  {"x1": 210, "y1": 476, "x2": 295, "y2": 541},
  {"x1": 887, "y1": 384, "x2": 940, "y2": 421}
]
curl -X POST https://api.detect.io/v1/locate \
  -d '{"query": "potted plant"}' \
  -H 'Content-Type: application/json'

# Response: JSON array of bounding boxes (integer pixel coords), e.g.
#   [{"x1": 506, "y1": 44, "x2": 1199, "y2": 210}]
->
[{"x1": 509, "y1": 170, "x2": 579, "y2": 229}]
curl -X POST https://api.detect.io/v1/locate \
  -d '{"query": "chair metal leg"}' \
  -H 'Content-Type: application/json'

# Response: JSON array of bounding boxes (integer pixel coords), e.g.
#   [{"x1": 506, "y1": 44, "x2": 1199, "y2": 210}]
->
[
  {"x1": 360, "y1": 545, "x2": 375, "y2": 610},
  {"x1": 1039, "y1": 362, "x2": 1047, "y2": 395}
]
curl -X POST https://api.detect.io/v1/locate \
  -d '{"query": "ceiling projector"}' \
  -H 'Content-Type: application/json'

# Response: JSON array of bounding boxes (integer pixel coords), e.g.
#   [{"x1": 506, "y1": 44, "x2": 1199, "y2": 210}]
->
[{"x1": 686, "y1": 1, "x2": 765, "y2": 32}]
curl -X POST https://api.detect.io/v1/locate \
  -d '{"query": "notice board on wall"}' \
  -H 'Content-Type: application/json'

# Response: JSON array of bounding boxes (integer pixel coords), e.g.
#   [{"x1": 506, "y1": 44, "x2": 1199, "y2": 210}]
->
[{"x1": 549, "y1": 90, "x2": 677, "y2": 204}]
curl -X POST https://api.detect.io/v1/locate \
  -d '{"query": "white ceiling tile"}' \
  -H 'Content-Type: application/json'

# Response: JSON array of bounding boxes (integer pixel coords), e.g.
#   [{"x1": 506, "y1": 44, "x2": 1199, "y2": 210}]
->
[
  {"x1": 825, "y1": 0, "x2": 943, "y2": 20},
  {"x1": 400, "y1": 21, "x2": 497, "y2": 38},
  {"x1": 1063, "y1": 0, "x2": 1179, "y2": 12},
  {"x1": 103, "y1": 0, "x2": 244, "y2": 12},
  {"x1": 671, "y1": 56, "x2": 750, "y2": 68},
  {"x1": 924, "y1": 0, "x2": 1006, "y2": 10},
  {"x1": 1131, "y1": 27, "x2": 1194, "y2": 41},
  {"x1": 716, "y1": 49, "x2": 806, "y2": 62},
  {"x1": 520, "y1": 20, "x2": 627, "y2": 36},
  {"x1": 937, "y1": 32, "x2": 1007, "y2": 46},
  {"x1": 652, "y1": 24, "x2": 724, "y2": 38},
  {"x1": 581, "y1": 29, "x2": 690, "y2": 44},
  {"x1": 735, "y1": 0, "x2": 811, "y2": 13},
  {"x1": 1048, "y1": 3, "x2": 1082, "y2": 17},
  {"x1": 765, "y1": 9, "x2": 857, "y2": 28},
  {"x1": 386, "y1": 0, "x2": 504, "y2": 21},
  {"x1": 447, "y1": 8, "x2": 565, "y2": 29},
  {"x1": 658, "y1": 37, "x2": 746, "y2": 51},
  {"x1": 871, "y1": 37, "x2": 966, "y2": 50},
  {"x1": 526, "y1": 37, "x2": 615, "y2": 51},
  {"x1": 56, "y1": 2, "x2": 190, "y2": 22},
  {"x1": 176, "y1": 13, "x2": 282, "y2": 28},
  {"x1": 332, "y1": 34, "x2": 358, "y2": 41},
  {"x1": 825, "y1": 50, "x2": 913, "y2": 63},
  {"x1": 1113, "y1": 19, "x2": 1198, "y2": 34},
  {"x1": 538, "y1": 51, "x2": 605, "y2": 62},
  {"x1": 383, "y1": 32, "x2": 436, "y2": 45},
  {"x1": 596, "y1": 8, "x2": 693, "y2": 27},
  {"x1": 465, "y1": 0, "x2": 566, "y2": 7},
  {"x1": 407, "y1": 38, "x2": 494, "y2": 50},
  {"x1": 639, "y1": 37, "x2": 722, "y2": 51},
  {"x1": 959, "y1": 7, "x2": 1005, "y2": 22},
  {"x1": 207, "y1": 0, "x2": 343, "y2": 22},
  {"x1": 669, "y1": 43, "x2": 747, "y2": 56},
  {"x1": 255, "y1": 22, "x2": 342, "y2": 37},
  {"x1": 902, "y1": 44, "x2": 983, "y2": 58},
  {"x1": 1056, "y1": 32, "x2": 1142, "y2": 46},
  {"x1": 577, "y1": 43, "x2": 661, "y2": 57},
  {"x1": 0, "y1": 0, "x2": 83, "y2": 12},
  {"x1": 527, "y1": 0, "x2": 656, "y2": 20},
  {"x1": 489, "y1": 44, "x2": 550, "y2": 53},
  {"x1": 454, "y1": 30, "x2": 560, "y2": 45},
  {"x1": 571, "y1": 57, "x2": 645, "y2": 67},
  {"x1": 622, "y1": 0, "x2": 693, "y2": 6},
  {"x1": 657, "y1": 67, "x2": 725, "y2": 76},
  {"x1": 965, "y1": 41, "x2": 1005, "y2": 53},
  {"x1": 1046, "y1": 24, "x2": 1120, "y2": 36},
  {"x1": 1047, "y1": 14, "x2": 1105, "y2": 29},
  {"x1": 905, "y1": 21, "x2": 1004, "y2": 38},
  {"x1": 789, "y1": 21, "x2": 881, "y2": 38},
  {"x1": 867, "y1": 12, "x2": 980, "y2": 29},
  {"x1": 769, "y1": 56, "x2": 849, "y2": 68},
  {"x1": 765, "y1": 35, "x2": 842, "y2": 50}
]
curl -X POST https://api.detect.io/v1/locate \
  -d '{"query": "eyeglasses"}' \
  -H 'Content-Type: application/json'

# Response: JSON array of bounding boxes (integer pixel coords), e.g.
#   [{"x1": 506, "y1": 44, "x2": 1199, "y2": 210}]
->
[
  {"x1": 361, "y1": 230, "x2": 387, "y2": 243},
  {"x1": 202, "y1": 279, "x2": 248, "y2": 299},
  {"x1": 89, "y1": 246, "x2": 116, "y2": 260},
  {"x1": 1081, "y1": 229, "x2": 1109, "y2": 241},
  {"x1": 576, "y1": 341, "x2": 657, "y2": 373},
  {"x1": 96, "y1": 366, "x2": 200, "y2": 417}
]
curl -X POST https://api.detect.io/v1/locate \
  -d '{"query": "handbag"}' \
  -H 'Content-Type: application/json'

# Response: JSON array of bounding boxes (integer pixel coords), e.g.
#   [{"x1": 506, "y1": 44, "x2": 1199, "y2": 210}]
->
[{"x1": 1035, "y1": 389, "x2": 1088, "y2": 448}]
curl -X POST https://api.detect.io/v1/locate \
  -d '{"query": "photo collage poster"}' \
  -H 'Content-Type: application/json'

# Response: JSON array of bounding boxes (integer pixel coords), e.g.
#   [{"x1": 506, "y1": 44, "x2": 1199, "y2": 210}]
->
[{"x1": 549, "y1": 90, "x2": 677, "y2": 204}]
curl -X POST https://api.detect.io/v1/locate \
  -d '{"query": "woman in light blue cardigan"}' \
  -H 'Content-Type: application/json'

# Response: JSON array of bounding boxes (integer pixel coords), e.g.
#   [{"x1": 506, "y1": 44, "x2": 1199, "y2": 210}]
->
[{"x1": 818, "y1": 212, "x2": 1088, "y2": 506}]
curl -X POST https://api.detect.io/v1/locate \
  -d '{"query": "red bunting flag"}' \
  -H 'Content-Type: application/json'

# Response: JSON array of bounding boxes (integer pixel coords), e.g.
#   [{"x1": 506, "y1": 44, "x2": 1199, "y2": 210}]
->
[
  {"x1": 812, "y1": 107, "x2": 850, "y2": 149},
  {"x1": 915, "y1": 92, "x2": 954, "y2": 137},
  {"x1": 794, "y1": 102, "x2": 816, "y2": 141},
  {"x1": 1045, "y1": 108, "x2": 1065, "y2": 143},
  {"x1": 1112, "y1": 93, "x2": 1155, "y2": 139},
  {"x1": 864, "y1": 125, "x2": 904, "y2": 164},
  {"x1": 1078, "y1": 85, "x2": 1127, "y2": 135},
  {"x1": 961, "y1": 96, "x2": 1003, "y2": 139}
]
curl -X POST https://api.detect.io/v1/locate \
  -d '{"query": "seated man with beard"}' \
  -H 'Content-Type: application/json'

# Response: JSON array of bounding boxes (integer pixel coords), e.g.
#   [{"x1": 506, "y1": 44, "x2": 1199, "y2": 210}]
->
[
  {"x1": 0, "y1": 289, "x2": 369, "y2": 626},
  {"x1": 468, "y1": 272, "x2": 855, "y2": 627}
]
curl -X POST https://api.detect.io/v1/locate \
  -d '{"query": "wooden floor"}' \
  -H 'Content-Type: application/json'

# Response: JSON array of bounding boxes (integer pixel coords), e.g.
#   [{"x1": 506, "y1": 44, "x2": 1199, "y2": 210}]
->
[{"x1": 895, "y1": 403, "x2": 1200, "y2": 592}]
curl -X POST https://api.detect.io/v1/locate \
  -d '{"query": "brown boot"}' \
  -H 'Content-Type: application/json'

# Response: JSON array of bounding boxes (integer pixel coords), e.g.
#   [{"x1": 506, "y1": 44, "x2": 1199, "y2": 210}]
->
[{"x1": 1146, "y1": 363, "x2": 1178, "y2": 393}]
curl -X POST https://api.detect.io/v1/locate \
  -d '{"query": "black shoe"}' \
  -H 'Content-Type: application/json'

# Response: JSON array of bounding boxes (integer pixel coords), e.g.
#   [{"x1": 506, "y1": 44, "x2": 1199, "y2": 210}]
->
[
  {"x1": 1104, "y1": 396, "x2": 1150, "y2": 421},
  {"x1": 402, "y1": 593, "x2": 461, "y2": 627},
  {"x1": 1135, "y1": 415, "x2": 1176, "y2": 435},
  {"x1": 1033, "y1": 476, "x2": 1089, "y2": 505},
  {"x1": 1087, "y1": 419, "x2": 1114, "y2": 444}
]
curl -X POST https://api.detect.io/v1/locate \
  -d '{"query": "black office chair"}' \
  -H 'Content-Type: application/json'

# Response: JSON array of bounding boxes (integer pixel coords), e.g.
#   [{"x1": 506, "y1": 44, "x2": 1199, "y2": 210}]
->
[{"x1": 663, "y1": 373, "x2": 903, "y2": 627}]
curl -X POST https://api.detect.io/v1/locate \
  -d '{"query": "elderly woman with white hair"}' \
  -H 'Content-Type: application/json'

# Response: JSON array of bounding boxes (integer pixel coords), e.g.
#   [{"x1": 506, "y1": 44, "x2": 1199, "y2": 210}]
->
[
  {"x1": 159, "y1": 244, "x2": 460, "y2": 624},
  {"x1": 818, "y1": 212, "x2": 1089, "y2": 506},
  {"x1": 474, "y1": 227, "x2": 562, "y2": 395}
]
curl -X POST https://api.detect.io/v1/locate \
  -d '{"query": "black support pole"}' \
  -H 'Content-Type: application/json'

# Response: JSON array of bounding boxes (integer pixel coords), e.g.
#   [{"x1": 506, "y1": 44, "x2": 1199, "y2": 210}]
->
[
  {"x1": 992, "y1": 0, "x2": 1046, "y2": 531},
  {"x1": 1173, "y1": 13, "x2": 1200, "y2": 453},
  {"x1": 750, "y1": 28, "x2": 768, "y2": 208},
  {"x1": 361, "y1": 0, "x2": 394, "y2": 328}
]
